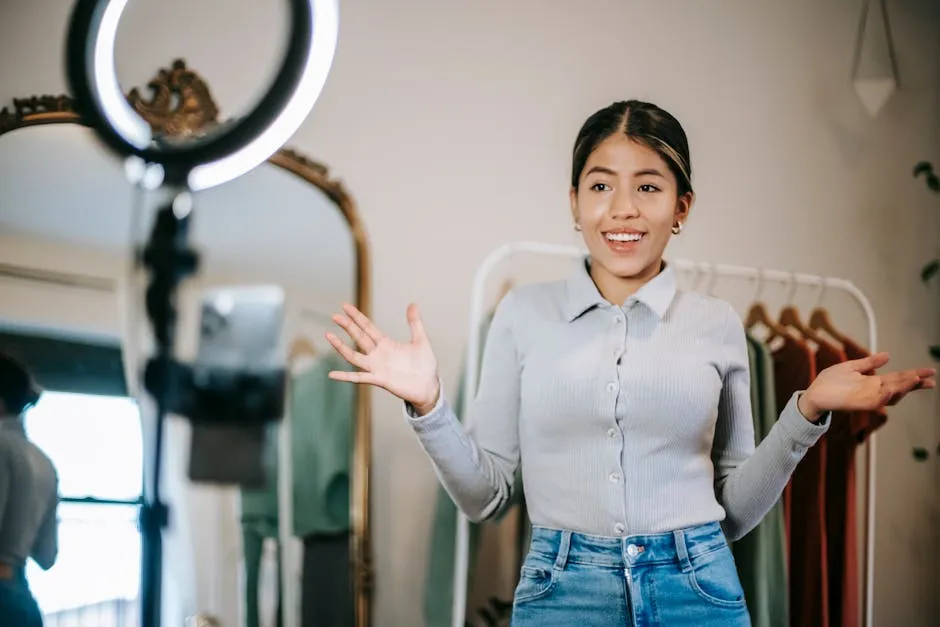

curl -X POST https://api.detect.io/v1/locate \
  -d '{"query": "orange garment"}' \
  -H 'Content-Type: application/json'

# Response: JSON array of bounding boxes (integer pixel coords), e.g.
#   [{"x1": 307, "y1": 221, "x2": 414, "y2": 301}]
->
[
  {"x1": 773, "y1": 334, "x2": 831, "y2": 627},
  {"x1": 826, "y1": 338, "x2": 887, "y2": 627}
]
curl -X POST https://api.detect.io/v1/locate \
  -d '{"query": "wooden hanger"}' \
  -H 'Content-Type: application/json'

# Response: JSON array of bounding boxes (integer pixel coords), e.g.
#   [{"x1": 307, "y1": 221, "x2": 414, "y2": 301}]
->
[
  {"x1": 745, "y1": 300, "x2": 790, "y2": 340},
  {"x1": 808, "y1": 307, "x2": 849, "y2": 344},
  {"x1": 744, "y1": 270, "x2": 790, "y2": 340},
  {"x1": 777, "y1": 274, "x2": 827, "y2": 345},
  {"x1": 288, "y1": 335, "x2": 318, "y2": 363},
  {"x1": 807, "y1": 279, "x2": 849, "y2": 344}
]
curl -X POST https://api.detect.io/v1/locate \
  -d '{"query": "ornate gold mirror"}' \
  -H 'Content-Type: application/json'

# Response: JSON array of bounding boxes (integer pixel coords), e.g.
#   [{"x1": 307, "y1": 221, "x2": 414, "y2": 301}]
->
[{"x1": 0, "y1": 60, "x2": 372, "y2": 627}]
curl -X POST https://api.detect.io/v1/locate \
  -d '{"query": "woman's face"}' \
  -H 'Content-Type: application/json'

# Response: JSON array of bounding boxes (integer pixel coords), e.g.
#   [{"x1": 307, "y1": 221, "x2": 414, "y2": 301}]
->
[{"x1": 570, "y1": 134, "x2": 692, "y2": 282}]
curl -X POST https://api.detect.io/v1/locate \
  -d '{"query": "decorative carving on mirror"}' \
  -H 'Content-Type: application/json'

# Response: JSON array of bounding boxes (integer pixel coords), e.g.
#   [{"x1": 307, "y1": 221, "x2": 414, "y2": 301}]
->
[{"x1": 0, "y1": 59, "x2": 374, "y2": 627}]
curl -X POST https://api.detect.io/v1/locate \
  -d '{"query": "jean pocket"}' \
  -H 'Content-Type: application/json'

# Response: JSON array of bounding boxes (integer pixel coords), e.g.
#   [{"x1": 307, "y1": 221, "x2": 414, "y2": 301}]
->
[
  {"x1": 514, "y1": 565, "x2": 556, "y2": 604},
  {"x1": 686, "y1": 546, "x2": 747, "y2": 608}
]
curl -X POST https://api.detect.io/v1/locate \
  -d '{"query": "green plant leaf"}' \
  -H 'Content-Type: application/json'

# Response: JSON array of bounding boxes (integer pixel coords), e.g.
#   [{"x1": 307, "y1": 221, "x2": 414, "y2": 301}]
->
[
  {"x1": 930, "y1": 345, "x2": 940, "y2": 361},
  {"x1": 912, "y1": 447, "x2": 929, "y2": 461},
  {"x1": 913, "y1": 161, "x2": 933, "y2": 177},
  {"x1": 923, "y1": 260, "x2": 940, "y2": 282}
]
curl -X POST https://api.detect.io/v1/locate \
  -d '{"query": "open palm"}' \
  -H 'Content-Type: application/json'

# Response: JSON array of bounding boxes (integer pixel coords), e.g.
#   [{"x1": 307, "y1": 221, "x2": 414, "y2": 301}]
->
[
  {"x1": 802, "y1": 352, "x2": 936, "y2": 418},
  {"x1": 325, "y1": 302, "x2": 441, "y2": 410}
]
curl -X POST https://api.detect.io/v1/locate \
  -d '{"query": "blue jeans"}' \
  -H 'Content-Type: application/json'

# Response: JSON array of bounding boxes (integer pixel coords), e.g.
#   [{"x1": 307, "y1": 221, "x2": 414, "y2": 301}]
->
[
  {"x1": 0, "y1": 568, "x2": 43, "y2": 627},
  {"x1": 512, "y1": 522, "x2": 751, "y2": 626}
]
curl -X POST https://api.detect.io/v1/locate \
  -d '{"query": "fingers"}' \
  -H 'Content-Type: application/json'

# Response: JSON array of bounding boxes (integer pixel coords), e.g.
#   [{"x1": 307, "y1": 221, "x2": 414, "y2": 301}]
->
[
  {"x1": 849, "y1": 351, "x2": 890, "y2": 374},
  {"x1": 878, "y1": 368, "x2": 935, "y2": 405},
  {"x1": 407, "y1": 303, "x2": 428, "y2": 343},
  {"x1": 342, "y1": 303, "x2": 385, "y2": 344},
  {"x1": 332, "y1": 312, "x2": 376, "y2": 352},
  {"x1": 328, "y1": 369, "x2": 378, "y2": 385},
  {"x1": 325, "y1": 332, "x2": 369, "y2": 370}
]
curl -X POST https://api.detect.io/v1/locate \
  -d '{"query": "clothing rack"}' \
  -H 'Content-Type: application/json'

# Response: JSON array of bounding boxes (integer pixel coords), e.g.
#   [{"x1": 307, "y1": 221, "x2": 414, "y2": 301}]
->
[{"x1": 453, "y1": 241, "x2": 879, "y2": 627}]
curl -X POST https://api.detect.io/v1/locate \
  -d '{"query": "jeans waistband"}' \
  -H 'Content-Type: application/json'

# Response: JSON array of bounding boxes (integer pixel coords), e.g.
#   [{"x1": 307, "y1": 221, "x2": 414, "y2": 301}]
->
[
  {"x1": 527, "y1": 521, "x2": 728, "y2": 569},
  {"x1": 0, "y1": 562, "x2": 26, "y2": 582}
]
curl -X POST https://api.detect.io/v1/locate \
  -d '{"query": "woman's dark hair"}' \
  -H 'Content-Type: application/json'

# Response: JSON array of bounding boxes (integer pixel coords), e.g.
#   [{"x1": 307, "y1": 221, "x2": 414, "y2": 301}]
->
[
  {"x1": 0, "y1": 352, "x2": 41, "y2": 415},
  {"x1": 571, "y1": 100, "x2": 693, "y2": 196}
]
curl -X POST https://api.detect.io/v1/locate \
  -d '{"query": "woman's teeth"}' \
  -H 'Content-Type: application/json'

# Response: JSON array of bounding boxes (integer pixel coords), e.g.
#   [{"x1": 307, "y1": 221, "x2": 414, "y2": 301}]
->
[{"x1": 606, "y1": 232, "x2": 643, "y2": 242}]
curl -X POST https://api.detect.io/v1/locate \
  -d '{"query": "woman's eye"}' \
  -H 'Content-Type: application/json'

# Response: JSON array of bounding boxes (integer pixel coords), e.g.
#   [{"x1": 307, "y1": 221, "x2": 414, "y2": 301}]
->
[
  {"x1": 591, "y1": 183, "x2": 611, "y2": 192},
  {"x1": 638, "y1": 184, "x2": 660, "y2": 193}
]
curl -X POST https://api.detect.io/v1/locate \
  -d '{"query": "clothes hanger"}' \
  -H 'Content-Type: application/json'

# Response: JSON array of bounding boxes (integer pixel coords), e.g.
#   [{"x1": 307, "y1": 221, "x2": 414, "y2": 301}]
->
[
  {"x1": 288, "y1": 335, "x2": 318, "y2": 363},
  {"x1": 807, "y1": 278, "x2": 849, "y2": 345},
  {"x1": 777, "y1": 273, "x2": 828, "y2": 345},
  {"x1": 744, "y1": 269, "x2": 790, "y2": 341}
]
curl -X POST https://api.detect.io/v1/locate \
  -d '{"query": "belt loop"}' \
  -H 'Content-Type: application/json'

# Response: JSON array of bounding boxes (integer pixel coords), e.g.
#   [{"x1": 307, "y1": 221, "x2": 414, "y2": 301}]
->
[
  {"x1": 554, "y1": 530, "x2": 572, "y2": 572},
  {"x1": 673, "y1": 529, "x2": 692, "y2": 573}
]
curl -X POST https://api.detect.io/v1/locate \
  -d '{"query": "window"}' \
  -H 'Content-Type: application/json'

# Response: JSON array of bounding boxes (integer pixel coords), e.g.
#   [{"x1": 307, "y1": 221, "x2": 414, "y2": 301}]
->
[
  {"x1": 25, "y1": 392, "x2": 143, "y2": 626},
  {"x1": 24, "y1": 392, "x2": 143, "y2": 626},
  {"x1": 1, "y1": 329, "x2": 143, "y2": 625}
]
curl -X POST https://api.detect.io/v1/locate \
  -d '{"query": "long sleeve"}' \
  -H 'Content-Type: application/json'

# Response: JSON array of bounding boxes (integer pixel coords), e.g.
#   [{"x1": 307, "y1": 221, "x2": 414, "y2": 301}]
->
[
  {"x1": 712, "y1": 304, "x2": 830, "y2": 541},
  {"x1": 404, "y1": 291, "x2": 521, "y2": 522},
  {"x1": 31, "y1": 491, "x2": 58, "y2": 570}
]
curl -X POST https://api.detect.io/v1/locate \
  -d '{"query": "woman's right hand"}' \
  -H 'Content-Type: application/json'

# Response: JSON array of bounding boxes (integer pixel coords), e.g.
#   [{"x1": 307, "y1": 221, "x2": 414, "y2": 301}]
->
[{"x1": 325, "y1": 302, "x2": 441, "y2": 414}]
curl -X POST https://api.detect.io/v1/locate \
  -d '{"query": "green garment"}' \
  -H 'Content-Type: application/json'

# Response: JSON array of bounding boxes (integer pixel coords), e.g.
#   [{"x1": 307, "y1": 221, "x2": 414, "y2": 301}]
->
[
  {"x1": 240, "y1": 423, "x2": 282, "y2": 522},
  {"x1": 242, "y1": 519, "x2": 282, "y2": 627},
  {"x1": 240, "y1": 352, "x2": 357, "y2": 536},
  {"x1": 732, "y1": 333, "x2": 788, "y2": 627},
  {"x1": 290, "y1": 352, "x2": 357, "y2": 536},
  {"x1": 423, "y1": 313, "x2": 530, "y2": 627}
]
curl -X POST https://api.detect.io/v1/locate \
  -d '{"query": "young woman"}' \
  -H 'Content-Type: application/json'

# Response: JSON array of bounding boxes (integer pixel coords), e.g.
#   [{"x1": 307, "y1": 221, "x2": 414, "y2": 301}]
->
[
  {"x1": 0, "y1": 353, "x2": 58, "y2": 627},
  {"x1": 323, "y1": 100, "x2": 936, "y2": 625}
]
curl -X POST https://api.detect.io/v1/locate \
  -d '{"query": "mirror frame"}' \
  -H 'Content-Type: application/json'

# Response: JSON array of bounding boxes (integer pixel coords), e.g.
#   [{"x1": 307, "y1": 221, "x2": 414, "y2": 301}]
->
[{"x1": 0, "y1": 59, "x2": 374, "y2": 627}]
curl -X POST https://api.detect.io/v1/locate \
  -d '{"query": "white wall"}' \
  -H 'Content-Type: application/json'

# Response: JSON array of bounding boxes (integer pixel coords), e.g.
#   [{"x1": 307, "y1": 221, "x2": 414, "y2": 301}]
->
[{"x1": 2, "y1": 0, "x2": 939, "y2": 625}]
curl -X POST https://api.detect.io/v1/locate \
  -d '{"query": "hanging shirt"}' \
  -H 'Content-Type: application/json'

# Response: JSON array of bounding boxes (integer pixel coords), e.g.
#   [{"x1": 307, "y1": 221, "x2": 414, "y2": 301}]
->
[
  {"x1": 0, "y1": 418, "x2": 58, "y2": 570},
  {"x1": 826, "y1": 338, "x2": 887, "y2": 627},
  {"x1": 290, "y1": 352, "x2": 357, "y2": 537},
  {"x1": 240, "y1": 421, "x2": 281, "y2": 529},
  {"x1": 773, "y1": 336, "x2": 828, "y2": 627},
  {"x1": 405, "y1": 257, "x2": 830, "y2": 543},
  {"x1": 800, "y1": 339, "x2": 847, "y2": 627},
  {"x1": 239, "y1": 352, "x2": 357, "y2": 537},
  {"x1": 732, "y1": 333, "x2": 788, "y2": 627}
]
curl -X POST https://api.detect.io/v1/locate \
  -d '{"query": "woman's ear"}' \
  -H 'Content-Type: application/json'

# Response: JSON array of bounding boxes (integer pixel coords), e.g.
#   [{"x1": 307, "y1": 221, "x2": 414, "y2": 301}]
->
[
  {"x1": 675, "y1": 191, "x2": 694, "y2": 224},
  {"x1": 569, "y1": 187, "x2": 579, "y2": 228}
]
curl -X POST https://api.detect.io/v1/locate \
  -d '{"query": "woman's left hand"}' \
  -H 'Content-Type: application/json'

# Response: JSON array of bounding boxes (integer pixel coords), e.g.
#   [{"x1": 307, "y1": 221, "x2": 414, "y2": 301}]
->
[{"x1": 798, "y1": 352, "x2": 936, "y2": 422}]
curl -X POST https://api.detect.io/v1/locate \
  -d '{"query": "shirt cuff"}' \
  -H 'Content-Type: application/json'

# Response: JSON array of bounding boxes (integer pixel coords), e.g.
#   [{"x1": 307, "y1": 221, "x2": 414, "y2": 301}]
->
[
  {"x1": 778, "y1": 390, "x2": 831, "y2": 447},
  {"x1": 402, "y1": 377, "x2": 452, "y2": 434}
]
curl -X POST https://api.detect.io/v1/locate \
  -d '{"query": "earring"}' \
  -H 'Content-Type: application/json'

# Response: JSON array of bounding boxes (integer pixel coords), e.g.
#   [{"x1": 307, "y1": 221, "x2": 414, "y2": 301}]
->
[
  {"x1": 574, "y1": 222, "x2": 582, "y2": 232},
  {"x1": 671, "y1": 222, "x2": 683, "y2": 235}
]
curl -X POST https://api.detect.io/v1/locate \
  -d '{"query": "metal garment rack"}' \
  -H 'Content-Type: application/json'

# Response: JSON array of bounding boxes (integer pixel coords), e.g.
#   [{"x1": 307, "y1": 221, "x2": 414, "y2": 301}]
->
[{"x1": 452, "y1": 241, "x2": 879, "y2": 627}]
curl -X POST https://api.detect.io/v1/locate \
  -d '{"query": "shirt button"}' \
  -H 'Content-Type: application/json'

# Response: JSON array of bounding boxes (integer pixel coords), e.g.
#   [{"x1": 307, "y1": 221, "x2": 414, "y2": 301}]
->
[
  {"x1": 614, "y1": 315, "x2": 623, "y2": 324},
  {"x1": 606, "y1": 382, "x2": 617, "y2": 393},
  {"x1": 607, "y1": 427, "x2": 618, "y2": 438},
  {"x1": 609, "y1": 472, "x2": 621, "y2": 483},
  {"x1": 626, "y1": 543, "x2": 640, "y2": 558},
  {"x1": 614, "y1": 523, "x2": 625, "y2": 535}
]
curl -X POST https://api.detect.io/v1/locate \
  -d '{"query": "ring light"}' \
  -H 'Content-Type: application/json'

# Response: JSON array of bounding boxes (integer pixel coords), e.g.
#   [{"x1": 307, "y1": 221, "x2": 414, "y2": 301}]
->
[{"x1": 65, "y1": 0, "x2": 338, "y2": 191}]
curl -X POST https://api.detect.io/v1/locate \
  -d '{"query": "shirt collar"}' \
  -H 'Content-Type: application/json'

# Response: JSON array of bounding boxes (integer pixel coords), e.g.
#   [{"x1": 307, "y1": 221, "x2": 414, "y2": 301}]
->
[
  {"x1": 0, "y1": 417, "x2": 26, "y2": 437},
  {"x1": 564, "y1": 257, "x2": 677, "y2": 322}
]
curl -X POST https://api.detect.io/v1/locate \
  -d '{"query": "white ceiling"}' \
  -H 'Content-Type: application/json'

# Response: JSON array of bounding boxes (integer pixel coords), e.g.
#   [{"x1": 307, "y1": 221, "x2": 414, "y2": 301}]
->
[{"x1": 0, "y1": 124, "x2": 356, "y2": 308}]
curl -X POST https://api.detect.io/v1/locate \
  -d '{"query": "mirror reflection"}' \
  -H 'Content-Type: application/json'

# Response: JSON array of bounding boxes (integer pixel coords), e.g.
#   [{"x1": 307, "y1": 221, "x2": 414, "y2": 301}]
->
[{"x1": 0, "y1": 61, "x2": 370, "y2": 627}]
